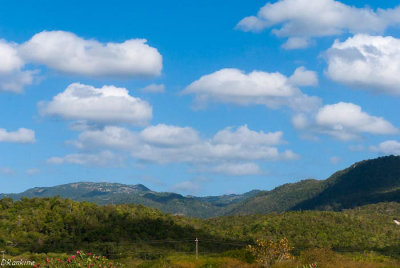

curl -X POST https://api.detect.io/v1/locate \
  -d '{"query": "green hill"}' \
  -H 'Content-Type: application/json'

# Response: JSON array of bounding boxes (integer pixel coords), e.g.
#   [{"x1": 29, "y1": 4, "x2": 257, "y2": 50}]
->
[
  {"x1": 1, "y1": 155, "x2": 400, "y2": 217},
  {"x1": 292, "y1": 155, "x2": 400, "y2": 211},
  {"x1": 0, "y1": 197, "x2": 399, "y2": 259},
  {"x1": 0, "y1": 182, "x2": 259, "y2": 218},
  {"x1": 227, "y1": 155, "x2": 400, "y2": 215},
  {"x1": 225, "y1": 179, "x2": 325, "y2": 215}
]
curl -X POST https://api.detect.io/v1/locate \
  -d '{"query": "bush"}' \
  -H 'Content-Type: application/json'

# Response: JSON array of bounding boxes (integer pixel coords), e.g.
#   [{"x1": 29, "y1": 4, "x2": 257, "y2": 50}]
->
[
  {"x1": 38, "y1": 250, "x2": 124, "y2": 267},
  {"x1": 299, "y1": 248, "x2": 336, "y2": 265},
  {"x1": 247, "y1": 238, "x2": 294, "y2": 267}
]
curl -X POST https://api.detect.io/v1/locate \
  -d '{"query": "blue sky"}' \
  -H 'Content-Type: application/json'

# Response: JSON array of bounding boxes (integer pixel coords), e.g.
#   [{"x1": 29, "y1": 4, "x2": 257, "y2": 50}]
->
[{"x1": 0, "y1": 0, "x2": 399, "y2": 195}]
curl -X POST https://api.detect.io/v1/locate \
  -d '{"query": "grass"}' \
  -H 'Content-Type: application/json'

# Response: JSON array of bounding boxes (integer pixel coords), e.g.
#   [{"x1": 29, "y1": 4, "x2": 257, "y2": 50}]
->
[
  {"x1": 4, "y1": 248, "x2": 400, "y2": 267},
  {"x1": 127, "y1": 250, "x2": 400, "y2": 268}
]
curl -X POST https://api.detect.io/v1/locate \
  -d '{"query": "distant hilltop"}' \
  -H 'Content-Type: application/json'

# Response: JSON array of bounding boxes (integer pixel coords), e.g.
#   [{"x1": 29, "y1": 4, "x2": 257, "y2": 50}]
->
[{"x1": 1, "y1": 155, "x2": 399, "y2": 218}]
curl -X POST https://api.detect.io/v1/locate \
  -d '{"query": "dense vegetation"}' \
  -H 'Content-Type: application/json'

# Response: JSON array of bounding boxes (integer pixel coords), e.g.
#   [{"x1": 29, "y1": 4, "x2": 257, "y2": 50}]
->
[
  {"x1": 1, "y1": 156, "x2": 399, "y2": 266},
  {"x1": 0, "y1": 197, "x2": 399, "y2": 261},
  {"x1": 0, "y1": 182, "x2": 259, "y2": 218},
  {"x1": 225, "y1": 179, "x2": 325, "y2": 215},
  {"x1": 293, "y1": 155, "x2": 400, "y2": 211},
  {"x1": 230, "y1": 155, "x2": 400, "y2": 214},
  {"x1": 2, "y1": 156, "x2": 399, "y2": 218}
]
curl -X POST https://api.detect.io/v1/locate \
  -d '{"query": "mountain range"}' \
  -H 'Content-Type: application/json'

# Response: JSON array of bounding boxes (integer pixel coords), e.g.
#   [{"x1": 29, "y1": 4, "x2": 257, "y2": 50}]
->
[{"x1": 1, "y1": 155, "x2": 399, "y2": 218}]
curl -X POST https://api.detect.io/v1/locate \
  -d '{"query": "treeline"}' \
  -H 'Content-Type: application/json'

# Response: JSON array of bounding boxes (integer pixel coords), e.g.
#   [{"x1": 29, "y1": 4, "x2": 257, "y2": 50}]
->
[
  {"x1": 0, "y1": 197, "x2": 240, "y2": 257},
  {"x1": 0, "y1": 197, "x2": 399, "y2": 259},
  {"x1": 199, "y1": 205, "x2": 400, "y2": 256}
]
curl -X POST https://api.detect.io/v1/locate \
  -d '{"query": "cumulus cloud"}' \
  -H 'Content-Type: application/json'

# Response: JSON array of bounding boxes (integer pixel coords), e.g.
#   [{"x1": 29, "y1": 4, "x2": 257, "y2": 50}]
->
[
  {"x1": 291, "y1": 113, "x2": 309, "y2": 129},
  {"x1": 19, "y1": 31, "x2": 162, "y2": 78},
  {"x1": 0, "y1": 40, "x2": 36, "y2": 93},
  {"x1": 325, "y1": 34, "x2": 400, "y2": 95},
  {"x1": 293, "y1": 102, "x2": 398, "y2": 140},
  {"x1": 0, "y1": 128, "x2": 35, "y2": 143},
  {"x1": 47, "y1": 151, "x2": 122, "y2": 167},
  {"x1": 140, "y1": 83, "x2": 165, "y2": 93},
  {"x1": 183, "y1": 67, "x2": 320, "y2": 112},
  {"x1": 132, "y1": 125, "x2": 298, "y2": 164},
  {"x1": 140, "y1": 124, "x2": 200, "y2": 147},
  {"x1": 0, "y1": 31, "x2": 162, "y2": 93},
  {"x1": 237, "y1": 0, "x2": 400, "y2": 48},
  {"x1": 67, "y1": 124, "x2": 297, "y2": 168},
  {"x1": 211, "y1": 162, "x2": 262, "y2": 176},
  {"x1": 289, "y1": 67, "x2": 318, "y2": 87},
  {"x1": 39, "y1": 83, "x2": 152, "y2": 125},
  {"x1": 212, "y1": 125, "x2": 285, "y2": 146},
  {"x1": 281, "y1": 37, "x2": 310, "y2": 50},
  {"x1": 370, "y1": 140, "x2": 400, "y2": 155},
  {"x1": 70, "y1": 126, "x2": 138, "y2": 150}
]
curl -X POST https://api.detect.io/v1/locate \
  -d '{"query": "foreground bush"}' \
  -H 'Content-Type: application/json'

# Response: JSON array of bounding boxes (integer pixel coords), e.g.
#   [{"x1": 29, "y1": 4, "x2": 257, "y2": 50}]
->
[
  {"x1": 247, "y1": 237, "x2": 294, "y2": 267},
  {"x1": 38, "y1": 251, "x2": 124, "y2": 267}
]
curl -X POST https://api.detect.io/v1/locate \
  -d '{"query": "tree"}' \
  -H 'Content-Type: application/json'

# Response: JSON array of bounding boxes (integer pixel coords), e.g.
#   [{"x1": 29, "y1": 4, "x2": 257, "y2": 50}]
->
[{"x1": 247, "y1": 237, "x2": 293, "y2": 267}]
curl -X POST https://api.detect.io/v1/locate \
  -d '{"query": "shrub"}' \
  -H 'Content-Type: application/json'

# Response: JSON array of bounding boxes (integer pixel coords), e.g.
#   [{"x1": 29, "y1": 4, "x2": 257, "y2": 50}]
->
[
  {"x1": 38, "y1": 250, "x2": 124, "y2": 267},
  {"x1": 247, "y1": 238, "x2": 294, "y2": 267}
]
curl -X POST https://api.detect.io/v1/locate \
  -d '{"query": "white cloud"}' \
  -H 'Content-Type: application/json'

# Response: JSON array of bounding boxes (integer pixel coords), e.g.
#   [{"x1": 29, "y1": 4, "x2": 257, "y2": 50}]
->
[
  {"x1": 370, "y1": 140, "x2": 400, "y2": 155},
  {"x1": 183, "y1": 68, "x2": 320, "y2": 112},
  {"x1": 289, "y1": 67, "x2": 318, "y2": 87},
  {"x1": 0, "y1": 40, "x2": 36, "y2": 93},
  {"x1": 47, "y1": 151, "x2": 122, "y2": 167},
  {"x1": 68, "y1": 124, "x2": 298, "y2": 167},
  {"x1": 212, "y1": 125, "x2": 284, "y2": 146},
  {"x1": 70, "y1": 126, "x2": 138, "y2": 150},
  {"x1": 39, "y1": 83, "x2": 152, "y2": 125},
  {"x1": 315, "y1": 102, "x2": 398, "y2": 137},
  {"x1": 211, "y1": 162, "x2": 262, "y2": 176},
  {"x1": 326, "y1": 34, "x2": 400, "y2": 95},
  {"x1": 19, "y1": 31, "x2": 162, "y2": 78},
  {"x1": 0, "y1": 31, "x2": 162, "y2": 93},
  {"x1": 140, "y1": 124, "x2": 200, "y2": 147},
  {"x1": 293, "y1": 102, "x2": 398, "y2": 140},
  {"x1": 0, "y1": 128, "x2": 35, "y2": 143},
  {"x1": 281, "y1": 37, "x2": 310, "y2": 50},
  {"x1": 0, "y1": 41, "x2": 23, "y2": 72},
  {"x1": 291, "y1": 113, "x2": 309, "y2": 129},
  {"x1": 140, "y1": 83, "x2": 165, "y2": 93},
  {"x1": 132, "y1": 142, "x2": 298, "y2": 164},
  {"x1": 237, "y1": 0, "x2": 400, "y2": 48},
  {"x1": 131, "y1": 125, "x2": 298, "y2": 164}
]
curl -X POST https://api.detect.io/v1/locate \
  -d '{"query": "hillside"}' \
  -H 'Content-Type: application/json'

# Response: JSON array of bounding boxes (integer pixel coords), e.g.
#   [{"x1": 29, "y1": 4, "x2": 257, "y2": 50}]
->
[
  {"x1": 292, "y1": 155, "x2": 400, "y2": 211},
  {"x1": 0, "y1": 197, "x2": 399, "y2": 260},
  {"x1": 0, "y1": 182, "x2": 259, "y2": 218},
  {"x1": 225, "y1": 179, "x2": 325, "y2": 215},
  {"x1": 227, "y1": 155, "x2": 400, "y2": 215},
  {"x1": 1, "y1": 155, "x2": 400, "y2": 217}
]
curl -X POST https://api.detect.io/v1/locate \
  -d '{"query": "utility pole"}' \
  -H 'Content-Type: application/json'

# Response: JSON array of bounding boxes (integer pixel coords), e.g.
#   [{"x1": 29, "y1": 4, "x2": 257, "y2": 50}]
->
[{"x1": 195, "y1": 238, "x2": 198, "y2": 260}]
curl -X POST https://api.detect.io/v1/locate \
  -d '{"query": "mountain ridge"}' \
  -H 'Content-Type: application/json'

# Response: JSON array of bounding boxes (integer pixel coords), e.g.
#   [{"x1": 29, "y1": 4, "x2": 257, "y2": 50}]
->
[
  {"x1": 0, "y1": 181, "x2": 260, "y2": 218},
  {"x1": 1, "y1": 155, "x2": 399, "y2": 217}
]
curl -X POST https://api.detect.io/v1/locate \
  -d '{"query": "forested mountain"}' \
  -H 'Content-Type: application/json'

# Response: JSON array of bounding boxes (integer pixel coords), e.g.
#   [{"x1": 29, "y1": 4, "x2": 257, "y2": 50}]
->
[
  {"x1": 1, "y1": 155, "x2": 400, "y2": 217},
  {"x1": 225, "y1": 155, "x2": 400, "y2": 215},
  {"x1": 0, "y1": 182, "x2": 259, "y2": 218},
  {"x1": 0, "y1": 197, "x2": 399, "y2": 259},
  {"x1": 225, "y1": 179, "x2": 325, "y2": 215},
  {"x1": 292, "y1": 155, "x2": 400, "y2": 211}
]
